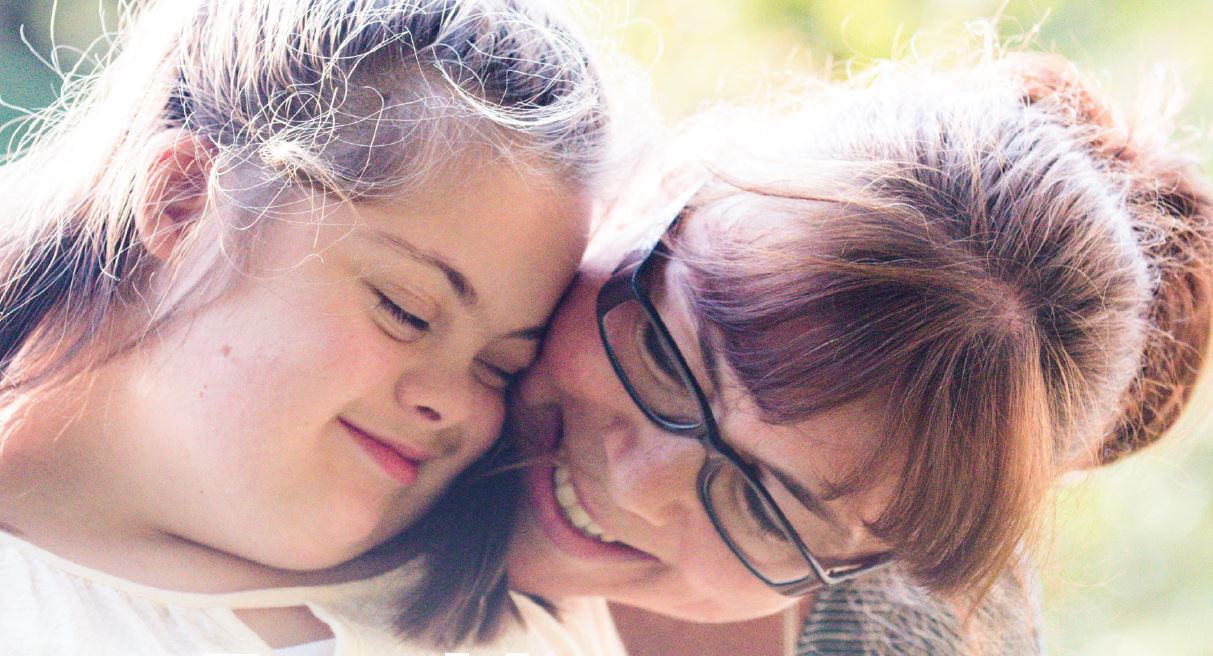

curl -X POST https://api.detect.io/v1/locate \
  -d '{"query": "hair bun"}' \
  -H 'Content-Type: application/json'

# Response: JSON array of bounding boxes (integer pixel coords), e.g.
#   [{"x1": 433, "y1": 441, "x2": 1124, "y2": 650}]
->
[
  {"x1": 1007, "y1": 53, "x2": 1114, "y2": 128},
  {"x1": 1104, "y1": 148, "x2": 1213, "y2": 464},
  {"x1": 1003, "y1": 52, "x2": 1140, "y2": 167},
  {"x1": 1003, "y1": 53, "x2": 1213, "y2": 464}
]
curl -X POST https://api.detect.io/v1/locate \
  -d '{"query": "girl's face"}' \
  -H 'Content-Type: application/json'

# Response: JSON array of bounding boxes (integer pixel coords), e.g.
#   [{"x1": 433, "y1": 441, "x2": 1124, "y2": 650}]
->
[
  {"x1": 108, "y1": 159, "x2": 589, "y2": 571},
  {"x1": 506, "y1": 193, "x2": 895, "y2": 622}
]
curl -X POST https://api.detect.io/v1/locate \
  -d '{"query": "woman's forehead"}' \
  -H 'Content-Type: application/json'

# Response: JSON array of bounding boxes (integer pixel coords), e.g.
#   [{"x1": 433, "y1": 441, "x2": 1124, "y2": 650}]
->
[
  {"x1": 716, "y1": 380, "x2": 898, "y2": 548},
  {"x1": 719, "y1": 379, "x2": 889, "y2": 468},
  {"x1": 666, "y1": 191, "x2": 808, "y2": 259}
]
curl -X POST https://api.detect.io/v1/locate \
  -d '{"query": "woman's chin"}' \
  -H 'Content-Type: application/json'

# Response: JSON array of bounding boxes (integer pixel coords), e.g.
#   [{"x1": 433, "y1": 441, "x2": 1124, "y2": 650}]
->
[{"x1": 505, "y1": 506, "x2": 591, "y2": 599}]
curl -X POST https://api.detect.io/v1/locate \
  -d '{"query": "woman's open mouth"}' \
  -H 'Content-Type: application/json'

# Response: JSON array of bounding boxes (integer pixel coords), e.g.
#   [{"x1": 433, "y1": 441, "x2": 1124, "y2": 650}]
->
[
  {"x1": 519, "y1": 408, "x2": 655, "y2": 563},
  {"x1": 552, "y1": 461, "x2": 617, "y2": 542},
  {"x1": 525, "y1": 459, "x2": 652, "y2": 562}
]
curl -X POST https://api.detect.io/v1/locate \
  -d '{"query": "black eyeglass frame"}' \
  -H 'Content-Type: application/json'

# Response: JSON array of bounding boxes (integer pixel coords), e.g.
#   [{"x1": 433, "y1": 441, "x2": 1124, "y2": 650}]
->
[{"x1": 594, "y1": 192, "x2": 890, "y2": 596}]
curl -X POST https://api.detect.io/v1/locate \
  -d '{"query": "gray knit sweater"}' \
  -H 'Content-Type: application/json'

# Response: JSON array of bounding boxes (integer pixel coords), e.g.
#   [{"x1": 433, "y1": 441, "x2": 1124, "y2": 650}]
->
[{"x1": 796, "y1": 567, "x2": 1043, "y2": 655}]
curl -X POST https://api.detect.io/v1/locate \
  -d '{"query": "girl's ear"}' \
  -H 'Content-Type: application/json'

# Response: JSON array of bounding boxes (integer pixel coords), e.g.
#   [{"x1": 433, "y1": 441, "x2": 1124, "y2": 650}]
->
[{"x1": 136, "y1": 131, "x2": 215, "y2": 262}]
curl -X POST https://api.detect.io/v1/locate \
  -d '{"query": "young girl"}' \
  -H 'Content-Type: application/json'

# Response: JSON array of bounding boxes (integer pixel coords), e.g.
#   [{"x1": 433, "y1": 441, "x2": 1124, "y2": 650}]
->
[{"x1": 0, "y1": 0, "x2": 618, "y2": 653}]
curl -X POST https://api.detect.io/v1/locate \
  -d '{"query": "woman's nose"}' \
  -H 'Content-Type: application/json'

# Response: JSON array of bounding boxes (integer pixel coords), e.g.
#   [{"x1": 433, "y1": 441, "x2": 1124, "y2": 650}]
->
[
  {"x1": 603, "y1": 423, "x2": 706, "y2": 528},
  {"x1": 394, "y1": 366, "x2": 476, "y2": 429}
]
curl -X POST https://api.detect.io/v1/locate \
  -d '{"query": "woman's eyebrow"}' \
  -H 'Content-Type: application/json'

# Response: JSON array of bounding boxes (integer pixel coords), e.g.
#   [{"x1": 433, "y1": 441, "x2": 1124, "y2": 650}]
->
[
  {"x1": 669, "y1": 270, "x2": 722, "y2": 391},
  {"x1": 695, "y1": 316, "x2": 723, "y2": 391},
  {"x1": 367, "y1": 230, "x2": 478, "y2": 306},
  {"x1": 766, "y1": 465, "x2": 847, "y2": 532}
]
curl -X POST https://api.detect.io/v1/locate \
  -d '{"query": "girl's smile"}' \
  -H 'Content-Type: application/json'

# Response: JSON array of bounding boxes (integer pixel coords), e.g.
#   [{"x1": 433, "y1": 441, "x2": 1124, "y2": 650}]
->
[{"x1": 340, "y1": 418, "x2": 434, "y2": 487}]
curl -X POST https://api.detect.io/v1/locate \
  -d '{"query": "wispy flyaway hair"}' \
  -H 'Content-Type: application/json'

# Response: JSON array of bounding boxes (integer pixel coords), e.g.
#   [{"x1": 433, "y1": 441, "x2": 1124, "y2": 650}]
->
[
  {"x1": 0, "y1": 0, "x2": 609, "y2": 647},
  {"x1": 0, "y1": 0, "x2": 608, "y2": 403}
]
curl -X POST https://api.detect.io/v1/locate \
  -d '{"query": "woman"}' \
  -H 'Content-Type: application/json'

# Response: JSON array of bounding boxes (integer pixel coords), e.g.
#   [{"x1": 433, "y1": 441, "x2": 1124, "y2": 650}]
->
[{"x1": 496, "y1": 51, "x2": 1212, "y2": 652}]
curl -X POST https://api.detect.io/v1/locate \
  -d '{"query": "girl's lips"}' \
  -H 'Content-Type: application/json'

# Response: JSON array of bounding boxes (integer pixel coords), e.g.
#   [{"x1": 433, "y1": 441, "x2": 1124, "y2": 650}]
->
[
  {"x1": 524, "y1": 457, "x2": 656, "y2": 564},
  {"x1": 341, "y1": 419, "x2": 430, "y2": 486}
]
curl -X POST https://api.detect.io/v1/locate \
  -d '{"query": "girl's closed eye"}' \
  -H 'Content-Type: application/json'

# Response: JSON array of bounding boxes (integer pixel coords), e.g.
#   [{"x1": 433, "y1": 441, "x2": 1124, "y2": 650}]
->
[
  {"x1": 370, "y1": 287, "x2": 431, "y2": 342},
  {"x1": 473, "y1": 359, "x2": 524, "y2": 391},
  {"x1": 474, "y1": 343, "x2": 539, "y2": 391}
]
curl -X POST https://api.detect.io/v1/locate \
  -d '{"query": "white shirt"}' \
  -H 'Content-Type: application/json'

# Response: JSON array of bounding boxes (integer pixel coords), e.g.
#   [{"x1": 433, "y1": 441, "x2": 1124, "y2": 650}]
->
[
  {"x1": 0, "y1": 529, "x2": 625, "y2": 656},
  {"x1": 275, "y1": 639, "x2": 336, "y2": 656}
]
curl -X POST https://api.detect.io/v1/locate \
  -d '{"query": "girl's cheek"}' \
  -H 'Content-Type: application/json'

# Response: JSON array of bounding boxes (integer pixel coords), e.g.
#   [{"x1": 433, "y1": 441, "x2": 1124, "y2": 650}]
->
[
  {"x1": 471, "y1": 391, "x2": 507, "y2": 452},
  {"x1": 309, "y1": 309, "x2": 397, "y2": 380}
]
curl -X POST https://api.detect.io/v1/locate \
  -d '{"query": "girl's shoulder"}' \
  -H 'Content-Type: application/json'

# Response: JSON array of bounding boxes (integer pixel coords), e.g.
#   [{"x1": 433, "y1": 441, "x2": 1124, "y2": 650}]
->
[
  {"x1": 0, "y1": 529, "x2": 268, "y2": 653},
  {"x1": 0, "y1": 531, "x2": 625, "y2": 656},
  {"x1": 320, "y1": 582, "x2": 626, "y2": 656},
  {"x1": 0, "y1": 529, "x2": 413, "y2": 654}
]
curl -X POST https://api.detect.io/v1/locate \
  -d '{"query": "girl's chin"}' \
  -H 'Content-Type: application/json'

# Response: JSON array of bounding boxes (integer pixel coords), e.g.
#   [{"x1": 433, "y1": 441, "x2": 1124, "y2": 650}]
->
[{"x1": 238, "y1": 513, "x2": 403, "y2": 573}]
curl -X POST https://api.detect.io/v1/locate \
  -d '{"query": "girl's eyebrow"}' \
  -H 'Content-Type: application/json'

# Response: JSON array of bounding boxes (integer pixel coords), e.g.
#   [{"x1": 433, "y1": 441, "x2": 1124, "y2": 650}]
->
[
  {"x1": 369, "y1": 230, "x2": 549, "y2": 341},
  {"x1": 367, "y1": 230, "x2": 478, "y2": 306}
]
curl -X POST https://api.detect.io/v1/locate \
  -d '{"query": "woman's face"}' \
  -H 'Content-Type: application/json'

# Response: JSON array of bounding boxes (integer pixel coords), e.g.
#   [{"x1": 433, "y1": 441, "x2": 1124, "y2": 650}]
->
[{"x1": 506, "y1": 191, "x2": 896, "y2": 622}]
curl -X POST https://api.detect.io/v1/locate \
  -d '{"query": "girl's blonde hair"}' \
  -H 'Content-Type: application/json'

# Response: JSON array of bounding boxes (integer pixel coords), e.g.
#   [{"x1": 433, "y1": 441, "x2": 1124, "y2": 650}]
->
[
  {"x1": 0, "y1": 0, "x2": 608, "y2": 400},
  {"x1": 0, "y1": 0, "x2": 609, "y2": 647}
]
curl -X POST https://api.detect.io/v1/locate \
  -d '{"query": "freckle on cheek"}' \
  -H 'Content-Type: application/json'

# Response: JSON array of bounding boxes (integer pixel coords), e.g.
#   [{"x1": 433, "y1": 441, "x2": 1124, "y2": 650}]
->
[{"x1": 220, "y1": 345, "x2": 232, "y2": 357}]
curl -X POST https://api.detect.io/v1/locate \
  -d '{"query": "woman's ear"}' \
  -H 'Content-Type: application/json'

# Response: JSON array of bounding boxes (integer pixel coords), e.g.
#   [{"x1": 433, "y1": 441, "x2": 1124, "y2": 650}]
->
[{"x1": 136, "y1": 131, "x2": 215, "y2": 262}]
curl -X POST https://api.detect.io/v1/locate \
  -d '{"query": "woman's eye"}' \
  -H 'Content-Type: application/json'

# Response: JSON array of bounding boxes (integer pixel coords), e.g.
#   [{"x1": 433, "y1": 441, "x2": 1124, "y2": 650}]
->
[
  {"x1": 741, "y1": 482, "x2": 790, "y2": 542},
  {"x1": 627, "y1": 314, "x2": 703, "y2": 427},
  {"x1": 638, "y1": 321, "x2": 683, "y2": 384},
  {"x1": 372, "y1": 289, "x2": 430, "y2": 341}
]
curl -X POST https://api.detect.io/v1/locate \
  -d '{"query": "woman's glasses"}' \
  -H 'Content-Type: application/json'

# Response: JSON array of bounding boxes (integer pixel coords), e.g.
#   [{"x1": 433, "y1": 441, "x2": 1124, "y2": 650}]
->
[{"x1": 595, "y1": 186, "x2": 889, "y2": 596}]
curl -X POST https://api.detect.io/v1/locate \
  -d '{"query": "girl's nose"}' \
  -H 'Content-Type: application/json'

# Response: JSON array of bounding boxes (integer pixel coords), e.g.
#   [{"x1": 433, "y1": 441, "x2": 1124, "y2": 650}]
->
[
  {"x1": 603, "y1": 423, "x2": 706, "y2": 528},
  {"x1": 395, "y1": 367, "x2": 476, "y2": 429}
]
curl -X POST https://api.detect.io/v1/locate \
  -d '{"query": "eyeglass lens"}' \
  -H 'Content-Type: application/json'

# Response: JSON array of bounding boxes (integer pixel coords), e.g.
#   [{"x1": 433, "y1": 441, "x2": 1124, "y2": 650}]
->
[{"x1": 601, "y1": 288, "x2": 816, "y2": 584}]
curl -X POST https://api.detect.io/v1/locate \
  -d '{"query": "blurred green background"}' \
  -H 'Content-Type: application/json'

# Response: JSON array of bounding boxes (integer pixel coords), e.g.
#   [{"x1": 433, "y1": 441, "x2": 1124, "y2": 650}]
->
[{"x1": 2, "y1": 1, "x2": 1210, "y2": 653}]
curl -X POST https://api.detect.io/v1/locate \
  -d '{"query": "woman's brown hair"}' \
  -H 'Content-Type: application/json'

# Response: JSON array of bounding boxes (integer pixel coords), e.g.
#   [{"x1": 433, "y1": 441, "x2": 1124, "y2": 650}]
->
[{"x1": 675, "y1": 51, "x2": 1213, "y2": 600}]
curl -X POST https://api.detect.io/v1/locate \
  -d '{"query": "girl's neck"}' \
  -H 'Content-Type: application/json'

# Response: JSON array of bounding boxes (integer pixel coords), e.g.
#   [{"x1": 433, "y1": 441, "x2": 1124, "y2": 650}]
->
[{"x1": 0, "y1": 483, "x2": 404, "y2": 595}]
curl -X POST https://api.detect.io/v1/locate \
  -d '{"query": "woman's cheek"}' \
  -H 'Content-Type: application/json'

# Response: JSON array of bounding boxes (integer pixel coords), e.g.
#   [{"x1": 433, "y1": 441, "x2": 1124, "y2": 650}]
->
[{"x1": 537, "y1": 277, "x2": 606, "y2": 395}]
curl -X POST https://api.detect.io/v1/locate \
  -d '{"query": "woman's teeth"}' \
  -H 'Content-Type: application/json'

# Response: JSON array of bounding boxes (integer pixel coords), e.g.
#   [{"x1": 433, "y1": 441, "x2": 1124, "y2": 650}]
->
[{"x1": 553, "y1": 462, "x2": 617, "y2": 543}]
